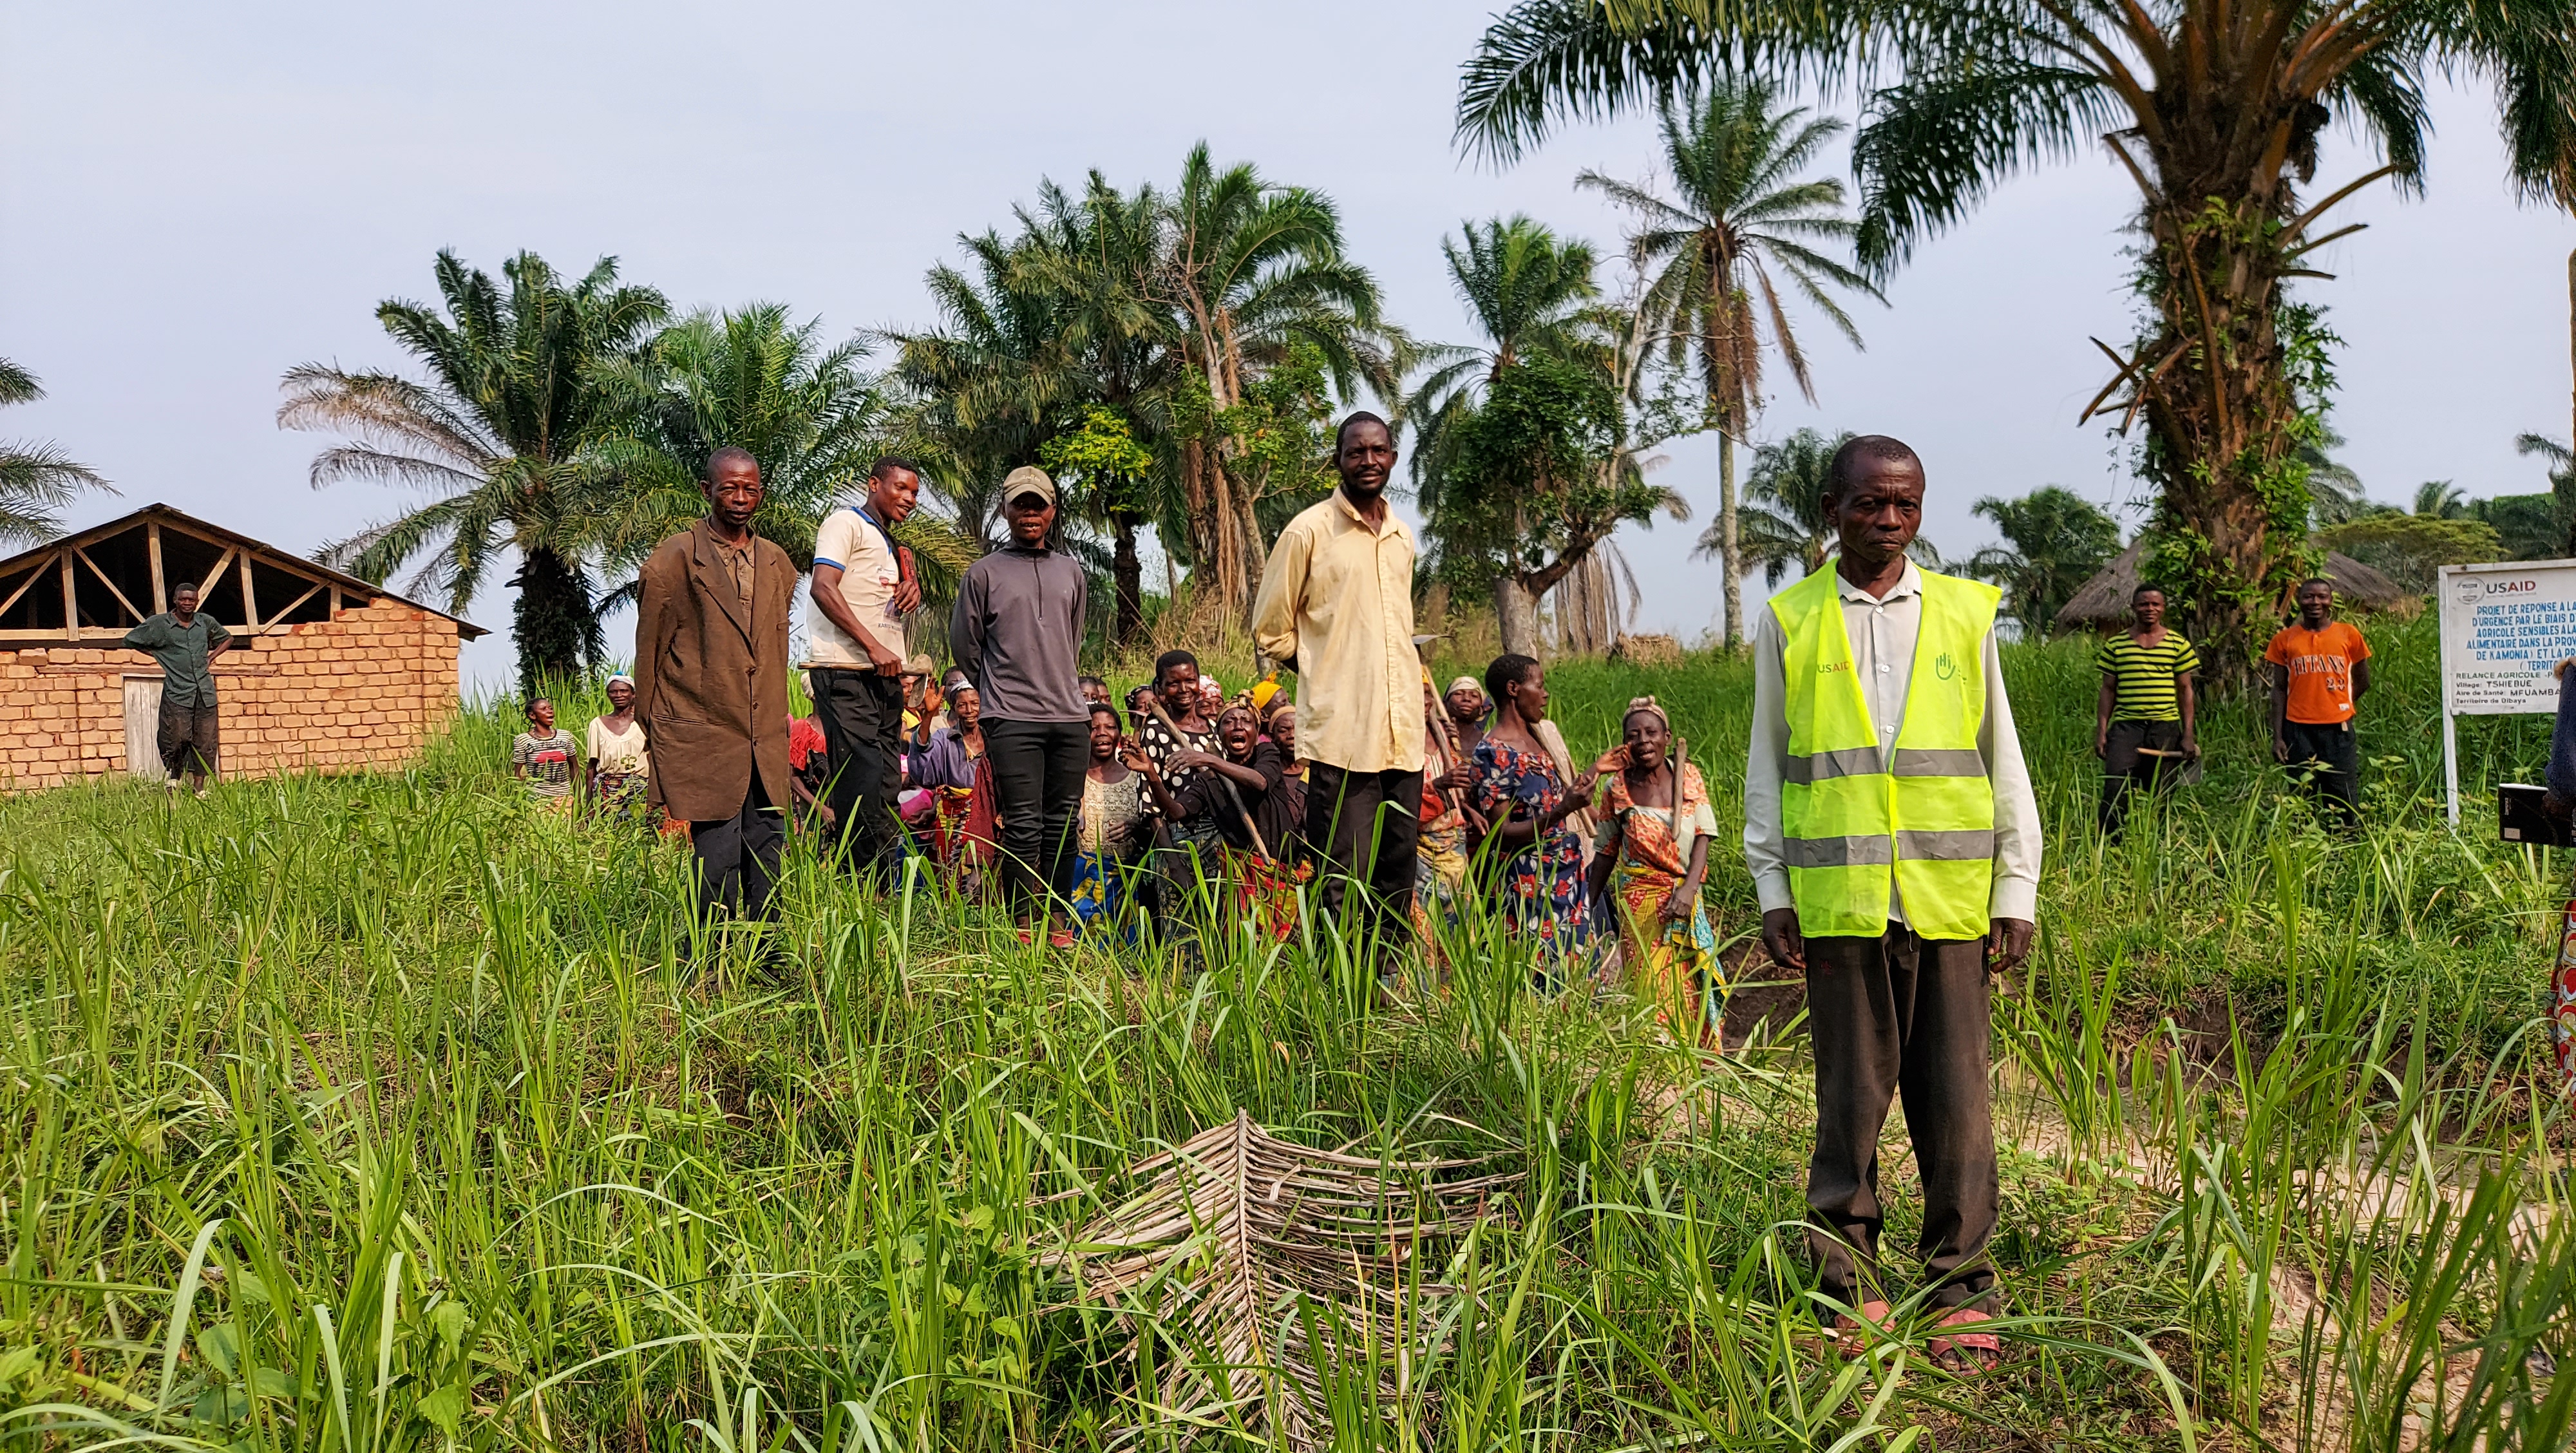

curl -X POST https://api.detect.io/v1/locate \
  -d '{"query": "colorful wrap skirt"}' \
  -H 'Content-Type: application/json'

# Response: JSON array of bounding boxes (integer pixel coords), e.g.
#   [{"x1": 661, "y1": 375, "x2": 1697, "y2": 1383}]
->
[
  {"x1": 1070, "y1": 851, "x2": 1129, "y2": 937},
  {"x1": 1225, "y1": 846, "x2": 1308, "y2": 944},
  {"x1": 1610, "y1": 864, "x2": 1723, "y2": 1050},
  {"x1": 592, "y1": 771, "x2": 649, "y2": 823}
]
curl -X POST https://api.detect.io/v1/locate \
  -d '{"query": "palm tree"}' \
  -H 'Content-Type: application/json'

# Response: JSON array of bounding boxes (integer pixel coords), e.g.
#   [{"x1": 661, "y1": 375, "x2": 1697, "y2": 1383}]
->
[
  {"x1": 585, "y1": 306, "x2": 974, "y2": 608},
  {"x1": 0, "y1": 359, "x2": 111, "y2": 547},
  {"x1": 2302, "y1": 426, "x2": 2370, "y2": 526},
  {"x1": 279, "y1": 249, "x2": 668, "y2": 693},
  {"x1": 1575, "y1": 78, "x2": 1879, "y2": 649},
  {"x1": 1456, "y1": 0, "x2": 2576, "y2": 665},
  {"x1": 1405, "y1": 214, "x2": 1608, "y2": 492},
  {"x1": 889, "y1": 225, "x2": 1088, "y2": 555},
  {"x1": 1417, "y1": 218, "x2": 1690, "y2": 654},
  {"x1": 2412, "y1": 480, "x2": 2468, "y2": 520},
  {"x1": 1028, "y1": 173, "x2": 1197, "y2": 641},
  {"x1": 1720, "y1": 426, "x2": 1849, "y2": 587},
  {"x1": 2510, "y1": 432, "x2": 2576, "y2": 556},
  {"x1": 1155, "y1": 144, "x2": 1403, "y2": 624},
  {"x1": 1965, "y1": 486, "x2": 2121, "y2": 637}
]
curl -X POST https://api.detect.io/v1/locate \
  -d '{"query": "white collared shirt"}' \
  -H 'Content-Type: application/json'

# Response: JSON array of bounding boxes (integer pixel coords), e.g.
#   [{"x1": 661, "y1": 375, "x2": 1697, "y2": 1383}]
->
[{"x1": 1742, "y1": 561, "x2": 2042, "y2": 926}]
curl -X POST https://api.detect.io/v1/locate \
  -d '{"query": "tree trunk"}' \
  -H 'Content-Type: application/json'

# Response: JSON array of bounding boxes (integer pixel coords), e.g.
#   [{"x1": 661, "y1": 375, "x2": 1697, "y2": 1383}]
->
[
  {"x1": 1494, "y1": 574, "x2": 1542, "y2": 659},
  {"x1": 510, "y1": 544, "x2": 597, "y2": 698},
  {"x1": 1234, "y1": 488, "x2": 1267, "y2": 629},
  {"x1": 1718, "y1": 429, "x2": 1743, "y2": 649},
  {"x1": 2134, "y1": 188, "x2": 2305, "y2": 676},
  {"x1": 1111, "y1": 511, "x2": 1144, "y2": 645}
]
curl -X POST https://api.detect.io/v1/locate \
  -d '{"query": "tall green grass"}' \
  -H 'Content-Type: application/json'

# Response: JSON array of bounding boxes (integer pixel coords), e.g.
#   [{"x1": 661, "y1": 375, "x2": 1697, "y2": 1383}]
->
[{"x1": 2, "y1": 612, "x2": 2568, "y2": 1450}]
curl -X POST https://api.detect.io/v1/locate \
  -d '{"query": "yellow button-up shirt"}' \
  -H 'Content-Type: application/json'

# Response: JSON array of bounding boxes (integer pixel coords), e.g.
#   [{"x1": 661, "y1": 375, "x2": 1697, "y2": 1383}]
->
[{"x1": 1253, "y1": 489, "x2": 1425, "y2": 774}]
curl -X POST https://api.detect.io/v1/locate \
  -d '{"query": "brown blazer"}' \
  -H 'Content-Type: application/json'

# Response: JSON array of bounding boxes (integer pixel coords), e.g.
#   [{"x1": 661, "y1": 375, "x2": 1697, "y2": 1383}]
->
[{"x1": 632, "y1": 519, "x2": 796, "y2": 822}]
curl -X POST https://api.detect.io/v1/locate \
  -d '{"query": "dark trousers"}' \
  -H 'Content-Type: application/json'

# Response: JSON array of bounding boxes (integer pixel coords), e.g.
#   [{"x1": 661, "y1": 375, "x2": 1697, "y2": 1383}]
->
[
  {"x1": 2283, "y1": 718, "x2": 2360, "y2": 826},
  {"x1": 157, "y1": 694, "x2": 219, "y2": 780},
  {"x1": 1303, "y1": 763, "x2": 1423, "y2": 953},
  {"x1": 813, "y1": 667, "x2": 905, "y2": 879},
  {"x1": 2099, "y1": 719, "x2": 2184, "y2": 837},
  {"x1": 1803, "y1": 926, "x2": 1998, "y2": 1312},
  {"x1": 985, "y1": 717, "x2": 1089, "y2": 913},
  {"x1": 690, "y1": 772, "x2": 782, "y2": 926}
]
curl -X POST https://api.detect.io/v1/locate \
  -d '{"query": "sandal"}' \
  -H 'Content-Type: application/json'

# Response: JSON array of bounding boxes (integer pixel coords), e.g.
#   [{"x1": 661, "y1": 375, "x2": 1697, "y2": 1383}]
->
[
  {"x1": 1926, "y1": 1307, "x2": 2003, "y2": 1376},
  {"x1": 1822, "y1": 1298, "x2": 1894, "y2": 1360}
]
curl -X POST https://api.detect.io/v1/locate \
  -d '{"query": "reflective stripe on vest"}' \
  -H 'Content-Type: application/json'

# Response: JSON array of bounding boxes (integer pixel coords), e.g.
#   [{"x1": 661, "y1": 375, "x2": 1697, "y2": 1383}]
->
[{"x1": 1772, "y1": 568, "x2": 2001, "y2": 941}]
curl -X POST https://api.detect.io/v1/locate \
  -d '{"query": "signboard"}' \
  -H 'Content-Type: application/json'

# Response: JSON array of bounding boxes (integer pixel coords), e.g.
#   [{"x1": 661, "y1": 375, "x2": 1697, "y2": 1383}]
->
[{"x1": 2437, "y1": 559, "x2": 2576, "y2": 823}]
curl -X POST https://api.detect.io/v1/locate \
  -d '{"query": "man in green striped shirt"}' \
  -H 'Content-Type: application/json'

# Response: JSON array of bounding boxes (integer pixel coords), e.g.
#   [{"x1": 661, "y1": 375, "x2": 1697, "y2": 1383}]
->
[{"x1": 2092, "y1": 584, "x2": 2200, "y2": 837}]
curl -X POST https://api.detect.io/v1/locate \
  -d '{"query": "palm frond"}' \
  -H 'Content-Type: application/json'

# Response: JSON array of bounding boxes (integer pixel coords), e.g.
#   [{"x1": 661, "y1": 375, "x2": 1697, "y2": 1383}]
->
[
  {"x1": 1853, "y1": 61, "x2": 2121, "y2": 271},
  {"x1": 1045, "y1": 1110, "x2": 1515, "y2": 1452}
]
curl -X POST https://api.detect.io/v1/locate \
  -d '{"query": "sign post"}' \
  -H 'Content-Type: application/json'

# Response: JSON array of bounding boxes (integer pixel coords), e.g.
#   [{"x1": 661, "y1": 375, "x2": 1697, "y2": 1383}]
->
[{"x1": 2437, "y1": 559, "x2": 2576, "y2": 824}]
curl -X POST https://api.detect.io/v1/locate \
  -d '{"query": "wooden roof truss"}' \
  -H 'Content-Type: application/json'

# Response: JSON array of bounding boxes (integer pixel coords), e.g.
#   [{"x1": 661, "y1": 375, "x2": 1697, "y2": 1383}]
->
[{"x1": 0, "y1": 504, "x2": 484, "y2": 645}]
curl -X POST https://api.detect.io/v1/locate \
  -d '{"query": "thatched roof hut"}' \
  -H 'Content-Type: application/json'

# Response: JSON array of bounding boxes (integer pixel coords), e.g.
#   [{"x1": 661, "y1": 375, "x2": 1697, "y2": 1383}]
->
[{"x1": 2053, "y1": 542, "x2": 2411, "y2": 631}]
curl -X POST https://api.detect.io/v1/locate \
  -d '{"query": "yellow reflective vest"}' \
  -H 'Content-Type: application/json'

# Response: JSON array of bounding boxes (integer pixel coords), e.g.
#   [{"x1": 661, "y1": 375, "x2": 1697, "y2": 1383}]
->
[{"x1": 1771, "y1": 567, "x2": 2001, "y2": 941}]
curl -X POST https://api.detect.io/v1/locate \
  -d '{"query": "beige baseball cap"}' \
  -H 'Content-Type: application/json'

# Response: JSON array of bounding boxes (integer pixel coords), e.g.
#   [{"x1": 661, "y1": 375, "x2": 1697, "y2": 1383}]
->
[{"x1": 1001, "y1": 466, "x2": 1056, "y2": 508}]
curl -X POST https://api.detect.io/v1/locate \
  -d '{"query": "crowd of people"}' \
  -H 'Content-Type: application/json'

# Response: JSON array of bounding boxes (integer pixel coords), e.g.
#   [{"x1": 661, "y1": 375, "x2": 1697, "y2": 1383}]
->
[{"x1": 471, "y1": 416, "x2": 2403, "y2": 1375}]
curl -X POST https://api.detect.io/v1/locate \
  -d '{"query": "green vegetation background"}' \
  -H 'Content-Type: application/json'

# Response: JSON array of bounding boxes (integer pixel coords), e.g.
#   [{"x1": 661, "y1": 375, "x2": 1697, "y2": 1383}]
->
[{"x1": 3, "y1": 611, "x2": 2568, "y2": 1450}]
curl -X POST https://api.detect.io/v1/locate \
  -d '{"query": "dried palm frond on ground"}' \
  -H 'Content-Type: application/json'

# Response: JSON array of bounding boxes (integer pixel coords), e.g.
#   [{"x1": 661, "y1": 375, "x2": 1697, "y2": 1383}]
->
[{"x1": 1045, "y1": 1109, "x2": 1518, "y2": 1450}]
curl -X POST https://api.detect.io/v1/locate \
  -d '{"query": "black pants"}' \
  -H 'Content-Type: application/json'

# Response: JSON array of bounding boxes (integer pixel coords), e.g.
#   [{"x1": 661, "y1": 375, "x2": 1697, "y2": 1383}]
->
[
  {"x1": 812, "y1": 667, "x2": 905, "y2": 879},
  {"x1": 1803, "y1": 927, "x2": 1998, "y2": 1313},
  {"x1": 1303, "y1": 763, "x2": 1422, "y2": 954},
  {"x1": 157, "y1": 694, "x2": 219, "y2": 780},
  {"x1": 984, "y1": 717, "x2": 1088, "y2": 913},
  {"x1": 2283, "y1": 718, "x2": 2360, "y2": 827},
  {"x1": 2099, "y1": 718, "x2": 2184, "y2": 837},
  {"x1": 690, "y1": 772, "x2": 782, "y2": 926}
]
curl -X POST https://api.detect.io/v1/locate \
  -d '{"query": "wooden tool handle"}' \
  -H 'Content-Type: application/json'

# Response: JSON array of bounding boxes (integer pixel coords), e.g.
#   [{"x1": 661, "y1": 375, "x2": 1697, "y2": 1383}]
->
[{"x1": 1145, "y1": 700, "x2": 1271, "y2": 863}]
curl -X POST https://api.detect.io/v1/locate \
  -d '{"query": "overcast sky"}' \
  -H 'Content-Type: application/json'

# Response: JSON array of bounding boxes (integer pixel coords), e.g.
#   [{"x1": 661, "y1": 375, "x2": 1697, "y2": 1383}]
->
[{"x1": 6, "y1": 1, "x2": 2571, "y2": 688}]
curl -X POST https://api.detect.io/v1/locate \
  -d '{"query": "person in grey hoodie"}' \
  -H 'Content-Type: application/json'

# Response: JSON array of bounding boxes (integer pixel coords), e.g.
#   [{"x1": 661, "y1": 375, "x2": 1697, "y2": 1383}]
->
[{"x1": 952, "y1": 466, "x2": 1090, "y2": 940}]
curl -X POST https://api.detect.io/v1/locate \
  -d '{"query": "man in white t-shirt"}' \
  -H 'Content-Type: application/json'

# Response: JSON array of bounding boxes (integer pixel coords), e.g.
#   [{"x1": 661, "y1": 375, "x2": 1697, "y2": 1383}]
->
[{"x1": 808, "y1": 455, "x2": 923, "y2": 877}]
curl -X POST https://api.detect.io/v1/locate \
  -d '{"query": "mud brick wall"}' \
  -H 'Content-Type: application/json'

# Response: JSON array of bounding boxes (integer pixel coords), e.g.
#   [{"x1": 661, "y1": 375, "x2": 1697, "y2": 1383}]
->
[{"x1": 0, "y1": 600, "x2": 463, "y2": 792}]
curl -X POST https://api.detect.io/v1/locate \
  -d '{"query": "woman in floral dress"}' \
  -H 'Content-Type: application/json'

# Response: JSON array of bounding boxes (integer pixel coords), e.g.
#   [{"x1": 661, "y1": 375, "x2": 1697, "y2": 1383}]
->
[{"x1": 1469, "y1": 654, "x2": 1613, "y2": 982}]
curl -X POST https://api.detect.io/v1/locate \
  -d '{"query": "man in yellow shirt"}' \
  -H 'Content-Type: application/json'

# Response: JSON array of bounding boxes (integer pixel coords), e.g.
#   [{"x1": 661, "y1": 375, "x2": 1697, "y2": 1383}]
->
[{"x1": 1253, "y1": 413, "x2": 1426, "y2": 961}]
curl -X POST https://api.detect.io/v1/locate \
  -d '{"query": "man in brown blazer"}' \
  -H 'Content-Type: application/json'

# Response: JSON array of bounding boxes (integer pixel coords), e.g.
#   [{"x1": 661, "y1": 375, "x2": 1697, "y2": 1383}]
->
[{"x1": 634, "y1": 446, "x2": 797, "y2": 931}]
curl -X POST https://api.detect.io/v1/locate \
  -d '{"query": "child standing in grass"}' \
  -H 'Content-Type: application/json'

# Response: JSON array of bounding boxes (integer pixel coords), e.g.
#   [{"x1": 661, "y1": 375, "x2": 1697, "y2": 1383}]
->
[
  {"x1": 2092, "y1": 584, "x2": 2199, "y2": 838},
  {"x1": 512, "y1": 698, "x2": 579, "y2": 815}
]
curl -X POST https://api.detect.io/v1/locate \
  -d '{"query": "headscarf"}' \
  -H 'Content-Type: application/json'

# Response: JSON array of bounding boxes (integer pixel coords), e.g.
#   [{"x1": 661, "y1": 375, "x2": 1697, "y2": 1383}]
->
[
  {"x1": 606, "y1": 672, "x2": 636, "y2": 690},
  {"x1": 1250, "y1": 674, "x2": 1283, "y2": 715},
  {"x1": 1622, "y1": 695, "x2": 1671, "y2": 736},
  {"x1": 1446, "y1": 676, "x2": 1483, "y2": 700},
  {"x1": 1216, "y1": 699, "x2": 1259, "y2": 754}
]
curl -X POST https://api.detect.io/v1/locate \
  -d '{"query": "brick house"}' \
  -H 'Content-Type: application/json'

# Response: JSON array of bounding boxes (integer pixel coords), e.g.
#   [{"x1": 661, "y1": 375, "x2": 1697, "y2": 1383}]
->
[{"x1": 0, "y1": 504, "x2": 485, "y2": 791}]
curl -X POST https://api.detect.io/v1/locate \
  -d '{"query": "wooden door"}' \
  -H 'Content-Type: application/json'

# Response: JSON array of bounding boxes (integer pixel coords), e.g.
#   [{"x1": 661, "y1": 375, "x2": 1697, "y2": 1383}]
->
[{"x1": 123, "y1": 676, "x2": 162, "y2": 779}]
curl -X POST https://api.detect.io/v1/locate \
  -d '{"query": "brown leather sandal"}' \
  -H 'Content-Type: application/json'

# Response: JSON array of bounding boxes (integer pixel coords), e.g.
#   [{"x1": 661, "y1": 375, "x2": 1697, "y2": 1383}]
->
[{"x1": 1926, "y1": 1307, "x2": 2003, "y2": 1374}]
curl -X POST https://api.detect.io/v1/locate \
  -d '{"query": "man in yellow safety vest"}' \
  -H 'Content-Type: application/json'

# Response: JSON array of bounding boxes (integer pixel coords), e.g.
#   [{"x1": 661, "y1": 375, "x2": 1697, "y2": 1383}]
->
[{"x1": 1743, "y1": 435, "x2": 2040, "y2": 1374}]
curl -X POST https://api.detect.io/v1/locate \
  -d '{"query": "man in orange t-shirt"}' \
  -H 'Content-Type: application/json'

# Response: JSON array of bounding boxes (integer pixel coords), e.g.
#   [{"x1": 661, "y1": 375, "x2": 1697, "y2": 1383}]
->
[{"x1": 2264, "y1": 578, "x2": 2373, "y2": 827}]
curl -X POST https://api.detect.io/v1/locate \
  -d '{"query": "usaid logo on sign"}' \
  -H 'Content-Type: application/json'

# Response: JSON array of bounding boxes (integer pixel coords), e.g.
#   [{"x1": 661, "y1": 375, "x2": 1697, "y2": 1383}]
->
[{"x1": 2463, "y1": 577, "x2": 2545, "y2": 605}]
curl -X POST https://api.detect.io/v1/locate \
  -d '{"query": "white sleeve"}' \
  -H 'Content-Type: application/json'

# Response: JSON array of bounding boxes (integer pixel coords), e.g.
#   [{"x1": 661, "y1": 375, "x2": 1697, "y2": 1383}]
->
[
  {"x1": 1743, "y1": 607, "x2": 1794, "y2": 915},
  {"x1": 1980, "y1": 629, "x2": 2042, "y2": 922},
  {"x1": 811, "y1": 511, "x2": 855, "y2": 571}
]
